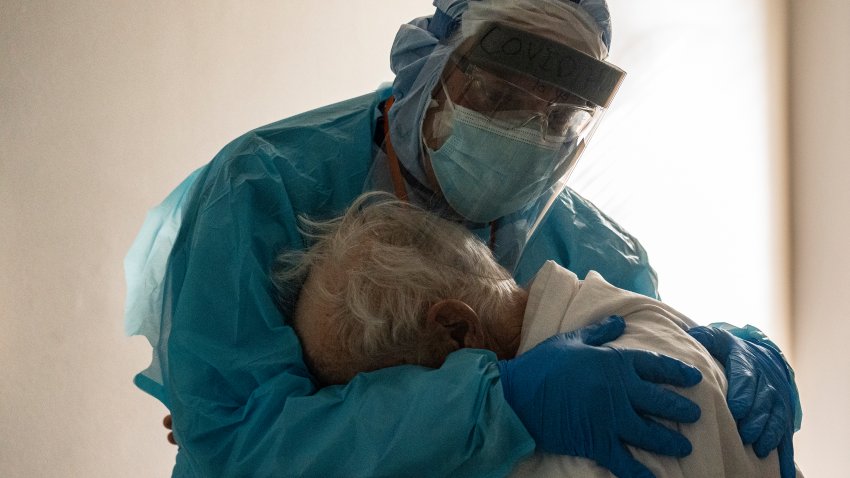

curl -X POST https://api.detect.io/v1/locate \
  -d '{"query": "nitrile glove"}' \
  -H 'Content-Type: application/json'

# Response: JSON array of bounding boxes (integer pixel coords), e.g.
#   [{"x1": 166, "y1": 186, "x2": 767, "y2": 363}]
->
[
  {"x1": 498, "y1": 315, "x2": 703, "y2": 478},
  {"x1": 688, "y1": 325, "x2": 798, "y2": 478}
]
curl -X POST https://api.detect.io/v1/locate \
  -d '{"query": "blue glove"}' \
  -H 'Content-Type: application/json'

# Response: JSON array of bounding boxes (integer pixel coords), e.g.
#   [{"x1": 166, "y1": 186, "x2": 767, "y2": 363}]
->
[
  {"x1": 688, "y1": 325, "x2": 797, "y2": 478},
  {"x1": 498, "y1": 315, "x2": 702, "y2": 478}
]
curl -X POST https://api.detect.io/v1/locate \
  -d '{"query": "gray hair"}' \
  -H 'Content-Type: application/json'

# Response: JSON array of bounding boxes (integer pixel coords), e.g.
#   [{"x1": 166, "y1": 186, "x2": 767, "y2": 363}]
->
[{"x1": 273, "y1": 192, "x2": 523, "y2": 384}]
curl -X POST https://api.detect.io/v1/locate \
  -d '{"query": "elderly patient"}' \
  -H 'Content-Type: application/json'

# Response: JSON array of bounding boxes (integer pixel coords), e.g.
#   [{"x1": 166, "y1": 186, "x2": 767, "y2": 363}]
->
[{"x1": 273, "y1": 192, "x2": 783, "y2": 477}]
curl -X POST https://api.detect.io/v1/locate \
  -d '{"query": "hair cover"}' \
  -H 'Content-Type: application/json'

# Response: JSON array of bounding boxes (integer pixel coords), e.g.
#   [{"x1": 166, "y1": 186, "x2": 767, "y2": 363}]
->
[{"x1": 388, "y1": 0, "x2": 612, "y2": 187}]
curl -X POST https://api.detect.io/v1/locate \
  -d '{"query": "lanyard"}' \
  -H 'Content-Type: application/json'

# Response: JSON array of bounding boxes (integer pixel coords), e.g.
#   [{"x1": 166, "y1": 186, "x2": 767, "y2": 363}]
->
[
  {"x1": 381, "y1": 96, "x2": 409, "y2": 202},
  {"x1": 381, "y1": 97, "x2": 498, "y2": 251}
]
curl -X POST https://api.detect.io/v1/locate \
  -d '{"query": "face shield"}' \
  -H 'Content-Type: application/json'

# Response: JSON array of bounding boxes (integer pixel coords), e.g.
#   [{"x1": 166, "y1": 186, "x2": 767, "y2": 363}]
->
[{"x1": 421, "y1": 3, "x2": 625, "y2": 230}]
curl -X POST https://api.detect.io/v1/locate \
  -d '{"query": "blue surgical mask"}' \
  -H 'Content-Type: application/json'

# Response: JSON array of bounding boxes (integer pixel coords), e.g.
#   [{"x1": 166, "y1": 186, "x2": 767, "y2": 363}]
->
[{"x1": 426, "y1": 104, "x2": 576, "y2": 223}]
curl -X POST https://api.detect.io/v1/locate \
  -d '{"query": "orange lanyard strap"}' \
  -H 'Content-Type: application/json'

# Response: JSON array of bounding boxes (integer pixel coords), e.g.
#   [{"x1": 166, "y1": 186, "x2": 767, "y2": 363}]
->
[
  {"x1": 381, "y1": 97, "x2": 409, "y2": 202},
  {"x1": 489, "y1": 220, "x2": 497, "y2": 251},
  {"x1": 381, "y1": 96, "x2": 498, "y2": 252}
]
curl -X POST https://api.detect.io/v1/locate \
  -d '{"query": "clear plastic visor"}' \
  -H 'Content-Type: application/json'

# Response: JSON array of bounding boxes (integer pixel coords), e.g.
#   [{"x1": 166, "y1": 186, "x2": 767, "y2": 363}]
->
[
  {"x1": 420, "y1": 53, "x2": 615, "y2": 268},
  {"x1": 424, "y1": 53, "x2": 607, "y2": 181},
  {"x1": 415, "y1": 21, "x2": 625, "y2": 270},
  {"x1": 441, "y1": 53, "x2": 597, "y2": 143}
]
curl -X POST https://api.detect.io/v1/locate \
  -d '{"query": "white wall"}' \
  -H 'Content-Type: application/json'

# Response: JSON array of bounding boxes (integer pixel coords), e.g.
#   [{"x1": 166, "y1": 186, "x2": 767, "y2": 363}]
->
[
  {"x1": 573, "y1": 0, "x2": 791, "y2": 351},
  {"x1": 789, "y1": 0, "x2": 850, "y2": 474},
  {"x1": 1, "y1": 0, "x2": 843, "y2": 476}
]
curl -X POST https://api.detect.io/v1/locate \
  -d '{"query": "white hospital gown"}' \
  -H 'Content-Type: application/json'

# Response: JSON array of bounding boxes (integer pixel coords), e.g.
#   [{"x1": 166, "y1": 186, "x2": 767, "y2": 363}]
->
[{"x1": 509, "y1": 260, "x2": 781, "y2": 478}]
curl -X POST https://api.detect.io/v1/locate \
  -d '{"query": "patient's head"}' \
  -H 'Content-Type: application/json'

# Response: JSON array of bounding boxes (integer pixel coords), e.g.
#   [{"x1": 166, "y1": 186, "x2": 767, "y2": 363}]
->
[{"x1": 273, "y1": 192, "x2": 527, "y2": 385}]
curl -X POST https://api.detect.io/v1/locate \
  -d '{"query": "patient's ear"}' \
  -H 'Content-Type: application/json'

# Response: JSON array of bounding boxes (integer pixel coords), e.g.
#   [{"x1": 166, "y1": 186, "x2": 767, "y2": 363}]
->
[{"x1": 425, "y1": 299, "x2": 486, "y2": 349}]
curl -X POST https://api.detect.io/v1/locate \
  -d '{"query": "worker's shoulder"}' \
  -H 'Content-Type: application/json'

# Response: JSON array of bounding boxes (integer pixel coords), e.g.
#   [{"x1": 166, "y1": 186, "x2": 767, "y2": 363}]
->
[
  {"x1": 248, "y1": 88, "x2": 390, "y2": 144},
  {"x1": 206, "y1": 89, "x2": 387, "y2": 168}
]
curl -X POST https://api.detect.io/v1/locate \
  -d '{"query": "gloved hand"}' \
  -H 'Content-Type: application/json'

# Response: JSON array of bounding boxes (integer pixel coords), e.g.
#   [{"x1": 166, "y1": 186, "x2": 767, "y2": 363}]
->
[
  {"x1": 498, "y1": 315, "x2": 702, "y2": 478},
  {"x1": 688, "y1": 325, "x2": 796, "y2": 478}
]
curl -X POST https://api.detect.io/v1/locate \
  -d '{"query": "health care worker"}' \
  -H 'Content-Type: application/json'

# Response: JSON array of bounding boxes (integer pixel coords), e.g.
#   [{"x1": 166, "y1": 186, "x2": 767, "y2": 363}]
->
[{"x1": 125, "y1": 1, "x2": 800, "y2": 477}]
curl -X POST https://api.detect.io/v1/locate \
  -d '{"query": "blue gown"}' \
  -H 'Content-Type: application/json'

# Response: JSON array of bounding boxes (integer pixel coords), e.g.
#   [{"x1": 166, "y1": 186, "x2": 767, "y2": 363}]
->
[{"x1": 125, "y1": 85, "x2": 659, "y2": 477}]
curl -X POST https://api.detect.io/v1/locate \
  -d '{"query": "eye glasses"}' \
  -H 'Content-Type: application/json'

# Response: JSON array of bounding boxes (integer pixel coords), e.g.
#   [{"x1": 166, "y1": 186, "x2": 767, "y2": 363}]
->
[{"x1": 441, "y1": 56, "x2": 597, "y2": 141}]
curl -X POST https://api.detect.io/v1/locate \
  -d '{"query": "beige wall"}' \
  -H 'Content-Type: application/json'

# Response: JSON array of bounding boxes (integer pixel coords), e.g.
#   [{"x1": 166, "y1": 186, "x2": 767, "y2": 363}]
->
[
  {"x1": 0, "y1": 0, "x2": 844, "y2": 476},
  {"x1": 1, "y1": 2, "x2": 430, "y2": 476},
  {"x1": 573, "y1": 0, "x2": 793, "y2": 351},
  {"x1": 789, "y1": 0, "x2": 850, "y2": 474}
]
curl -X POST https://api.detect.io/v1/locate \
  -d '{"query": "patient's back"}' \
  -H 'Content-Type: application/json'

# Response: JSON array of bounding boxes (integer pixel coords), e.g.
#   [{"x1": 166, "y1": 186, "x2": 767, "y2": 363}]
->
[{"x1": 511, "y1": 262, "x2": 780, "y2": 478}]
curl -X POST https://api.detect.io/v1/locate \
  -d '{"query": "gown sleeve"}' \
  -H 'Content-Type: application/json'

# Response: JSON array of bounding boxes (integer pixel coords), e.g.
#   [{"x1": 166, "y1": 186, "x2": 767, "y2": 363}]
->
[{"x1": 127, "y1": 90, "x2": 534, "y2": 477}]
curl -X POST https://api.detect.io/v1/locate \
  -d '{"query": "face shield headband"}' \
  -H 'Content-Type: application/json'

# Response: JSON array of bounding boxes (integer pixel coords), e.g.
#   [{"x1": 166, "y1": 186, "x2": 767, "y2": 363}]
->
[{"x1": 465, "y1": 23, "x2": 625, "y2": 108}]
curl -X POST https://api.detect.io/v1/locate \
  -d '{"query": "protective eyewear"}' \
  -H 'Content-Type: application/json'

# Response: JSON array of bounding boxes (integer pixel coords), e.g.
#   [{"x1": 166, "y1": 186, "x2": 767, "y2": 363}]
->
[{"x1": 442, "y1": 55, "x2": 596, "y2": 142}]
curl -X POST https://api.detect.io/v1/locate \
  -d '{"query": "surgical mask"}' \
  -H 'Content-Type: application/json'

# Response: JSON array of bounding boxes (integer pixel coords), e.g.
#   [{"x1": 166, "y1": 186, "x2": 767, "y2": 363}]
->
[{"x1": 426, "y1": 104, "x2": 577, "y2": 223}]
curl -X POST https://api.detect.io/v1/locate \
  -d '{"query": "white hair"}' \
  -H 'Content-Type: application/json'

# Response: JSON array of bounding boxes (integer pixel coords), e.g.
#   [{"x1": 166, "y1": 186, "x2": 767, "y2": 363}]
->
[{"x1": 273, "y1": 192, "x2": 523, "y2": 384}]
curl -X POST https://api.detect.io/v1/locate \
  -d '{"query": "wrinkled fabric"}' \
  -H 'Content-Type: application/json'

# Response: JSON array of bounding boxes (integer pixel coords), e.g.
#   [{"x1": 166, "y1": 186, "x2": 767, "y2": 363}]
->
[
  {"x1": 709, "y1": 322, "x2": 803, "y2": 432},
  {"x1": 511, "y1": 262, "x2": 781, "y2": 477},
  {"x1": 689, "y1": 323, "x2": 801, "y2": 478},
  {"x1": 499, "y1": 313, "x2": 702, "y2": 478},
  {"x1": 514, "y1": 189, "x2": 658, "y2": 296},
  {"x1": 125, "y1": 85, "x2": 661, "y2": 477},
  {"x1": 125, "y1": 166, "x2": 204, "y2": 405}
]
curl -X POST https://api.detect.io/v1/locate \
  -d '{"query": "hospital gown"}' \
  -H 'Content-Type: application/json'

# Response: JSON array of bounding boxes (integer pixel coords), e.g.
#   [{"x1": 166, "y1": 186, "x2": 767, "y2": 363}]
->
[{"x1": 511, "y1": 261, "x2": 792, "y2": 477}]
